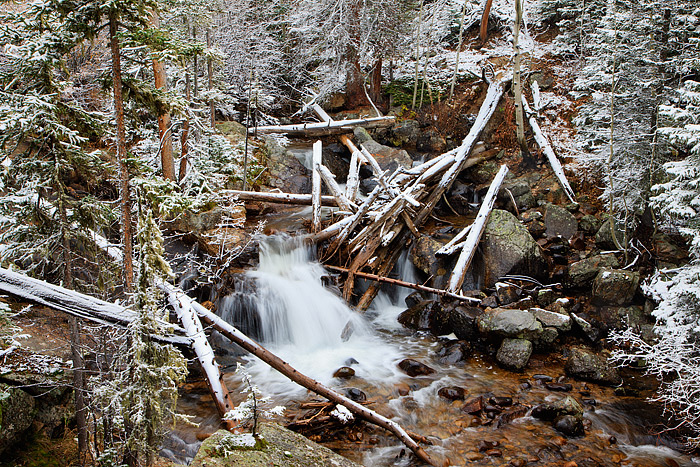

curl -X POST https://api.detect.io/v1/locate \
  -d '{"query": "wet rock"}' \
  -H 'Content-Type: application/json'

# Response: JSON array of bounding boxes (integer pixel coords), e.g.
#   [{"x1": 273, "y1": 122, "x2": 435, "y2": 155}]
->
[
  {"x1": 344, "y1": 388, "x2": 367, "y2": 402},
  {"x1": 404, "y1": 291, "x2": 426, "y2": 309},
  {"x1": 345, "y1": 358, "x2": 359, "y2": 366},
  {"x1": 592, "y1": 269, "x2": 640, "y2": 306},
  {"x1": 398, "y1": 359, "x2": 435, "y2": 377},
  {"x1": 496, "y1": 282, "x2": 521, "y2": 306},
  {"x1": 0, "y1": 383, "x2": 35, "y2": 455},
  {"x1": 394, "y1": 383, "x2": 411, "y2": 396},
  {"x1": 565, "y1": 347, "x2": 621, "y2": 386},
  {"x1": 410, "y1": 236, "x2": 447, "y2": 278},
  {"x1": 533, "y1": 374, "x2": 553, "y2": 383},
  {"x1": 485, "y1": 449, "x2": 503, "y2": 457},
  {"x1": 544, "y1": 203, "x2": 578, "y2": 239},
  {"x1": 416, "y1": 129, "x2": 447, "y2": 153},
  {"x1": 388, "y1": 120, "x2": 420, "y2": 147},
  {"x1": 431, "y1": 304, "x2": 482, "y2": 340},
  {"x1": 496, "y1": 338, "x2": 533, "y2": 371},
  {"x1": 477, "y1": 308, "x2": 543, "y2": 339},
  {"x1": 462, "y1": 396, "x2": 485, "y2": 414},
  {"x1": 545, "y1": 382, "x2": 573, "y2": 392},
  {"x1": 481, "y1": 295, "x2": 498, "y2": 308},
  {"x1": 531, "y1": 308, "x2": 572, "y2": 332},
  {"x1": 579, "y1": 215, "x2": 601, "y2": 235},
  {"x1": 482, "y1": 210, "x2": 548, "y2": 287},
  {"x1": 499, "y1": 179, "x2": 537, "y2": 211},
  {"x1": 595, "y1": 218, "x2": 625, "y2": 250},
  {"x1": 554, "y1": 414, "x2": 585, "y2": 437},
  {"x1": 531, "y1": 395, "x2": 584, "y2": 421},
  {"x1": 438, "y1": 386, "x2": 466, "y2": 401},
  {"x1": 490, "y1": 396, "x2": 513, "y2": 407},
  {"x1": 446, "y1": 181, "x2": 478, "y2": 216},
  {"x1": 354, "y1": 127, "x2": 412, "y2": 172},
  {"x1": 567, "y1": 254, "x2": 619, "y2": 288},
  {"x1": 477, "y1": 440, "x2": 500, "y2": 452},
  {"x1": 333, "y1": 367, "x2": 355, "y2": 379},
  {"x1": 321, "y1": 143, "x2": 350, "y2": 183},
  {"x1": 398, "y1": 300, "x2": 435, "y2": 330},
  {"x1": 263, "y1": 137, "x2": 311, "y2": 193},
  {"x1": 437, "y1": 340, "x2": 471, "y2": 364},
  {"x1": 571, "y1": 313, "x2": 602, "y2": 342},
  {"x1": 537, "y1": 288, "x2": 556, "y2": 307}
]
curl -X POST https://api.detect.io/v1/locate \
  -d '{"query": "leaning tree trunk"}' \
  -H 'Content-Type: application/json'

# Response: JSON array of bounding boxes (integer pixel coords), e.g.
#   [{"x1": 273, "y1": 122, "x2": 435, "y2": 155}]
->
[
  {"x1": 109, "y1": 11, "x2": 134, "y2": 292},
  {"x1": 345, "y1": 0, "x2": 369, "y2": 109},
  {"x1": 513, "y1": 0, "x2": 527, "y2": 154},
  {"x1": 151, "y1": 10, "x2": 175, "y2": 181},
  {"x1": 369, "y1": 57, "x2": 383, "y2": 108}
]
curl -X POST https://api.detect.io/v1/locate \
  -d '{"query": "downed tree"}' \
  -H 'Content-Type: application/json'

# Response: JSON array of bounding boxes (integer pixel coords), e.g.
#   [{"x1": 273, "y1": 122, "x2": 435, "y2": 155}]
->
[
  {"x1": 222, "y1": 190, "x2": 340, "y2": 206},
  {"x1": 192, "y1": 301, "x2": 439, "y2": 466},
  {"x1": 325, "y1": 265, "x2": 481, "y2": 304},
  {"x1": 521, "y1": 95, "x2": 576, "y2": 202},
  {"x1": 448, "y1": 164, "x2": 509, "y2": 293},
  {"x1": 256, "y1": 116, "x2": 395, "y2": 136}
]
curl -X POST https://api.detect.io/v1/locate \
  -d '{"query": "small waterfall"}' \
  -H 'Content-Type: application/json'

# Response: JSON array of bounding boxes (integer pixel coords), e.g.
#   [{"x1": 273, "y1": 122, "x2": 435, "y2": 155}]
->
[{"x1": 218, "y1": 236, "x2": 405, "y2": 396}]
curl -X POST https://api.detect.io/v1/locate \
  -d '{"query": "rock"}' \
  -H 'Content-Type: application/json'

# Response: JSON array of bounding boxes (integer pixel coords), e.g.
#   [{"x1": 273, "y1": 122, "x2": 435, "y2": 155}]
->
[
  {"x1": 653, "y1": 233, "x2": 689, "y2": 266},
  {"x1": 327, "y1": 92, "x2": 347, "y2": 111},
  {"x1": 404, "y1": 291, "x2": 426, "y2": 309},
  {"x1": 398, "y1": 359, "x2": 435, "y2": 377},
  {"x1": 477, "y1": 440, "x2": 500, "y2": 452},
  {"x1": 394, "y1": 383, "x2": 411, "y2": 396},
  {"x1": 579, "y1": 215, "x2": 601, "y2": 235},
  {"x1": 565, "y1": 347, "x2": 621, "y2": 386},
  {"x1": 354, "y1": 127, "x2": 412, "y2": 172},
  {"x1": 0, "y1": 384, "x2": 35, "y2": 455},
  {"x1": 531, "y1": 308, "x2": 572, "y2": 332},
  {"x1": 167, "y1": 206, "x2": 225, "y2": 234},
  {"x1": 431, "y1": 304, "x2": 482, "y2": 340},
  {"x1": 571, "y1": 313, "x2": 601, "y2": 342},
  {"x1": 333, "y1": 367, "x2": 355, "y2": 379},
  {"x1": 554, "y1": 414, "x2": 585, "y2": 437},
  {"x1": 477, "y1": 308, "x2": 543, "y2": 339},
  {"x1": 496, "y1": 282, "x2": 521, "y2": 306},
  {"x1": 592, "y1": 269, "x2": 640, "y2": 306},
  {"x1": 490, "y1": 396, "x2": 513, "y2": 407},
  {"x1": 598, "y1": 305, "x2": 645, "y2": 331},
  {"x1": 567, "y1": 254, "x2": 620, "y2": 288},
  {"x1": 438, "y1": 386, "x2": 466, "y2": 401},
  {"x1": 595, "y1": 218, "x2": 625, "y2": 250},
  {"x1": 191, "y1": 424, "x2": 361, "y2": 467},
  {"x1": 389, "y1": 120, "x2": 420, "y2": 147},
  {"x1": 544, "y1": 204, "x2": 578, "y2": 239},
  {"x1": 410, "y1": 236, "x2": 447, "y2": 278},
  {"x1": 482, "y1": 210, "x2": 548, "y2": 287},
  {"x1": 263, "y1": 137, "x2": 311, "y2": 193},
  {"x1": 531, "y1": 396, "x2": 584, "y2": 421},
  {"x1": 499, "y1": 179, "x2": 537, "y2": 211},
  {"x1": 496, "y1": 338, "x2": 533, "y2": 371},
  {"x1": 344, "y1": 388, "x2": 367, "y2": 402},
  {"x1": 446, "y1": 181, "x2": 478, "y2": 216},
  {"x1": 537, "y1": 327, "x2": 559, "y2": 347},
  {"x1": 321, "y1": 143, "x2": 350, "y2": 183},
  {"x1": 416, "y1": 129, "x2": 446, "y2": 153},
  {"x1": 527, "y1": 220, "x2": 547, "y2": 238},
  {"x1": 437, "y1": 340, "x2": 471, "y2": 364},
  {"x1": 462, "y1": 396, "x2": 485, "y2": 414},
  {"x1": 545, "y1": 382, "x2": 573, "y2": 392},
  {"x1": 398, "y1": 300, "x2": 435, "y2": 330},
  {"x1": 481, "y1": 295, "x2": 498, "y2": 308},
  {"x1": 537, "y1": 288, "x2": 556, "y2": 307}
]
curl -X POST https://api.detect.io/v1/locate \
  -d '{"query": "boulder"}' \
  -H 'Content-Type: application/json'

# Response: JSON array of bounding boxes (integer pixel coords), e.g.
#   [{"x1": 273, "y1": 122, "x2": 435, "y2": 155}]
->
[
  {"x1": 496, "y1": 338, "x2": 533, "y2": 371},
  {"x1": 567, "y1": 254, "x2": 619, "y2": 288},
  {"x1": 191, "y1": 424, "x2": 361, "y2": 467},
  {"x1": 398, "y1": 300, "x2": 435, "y2": 331},
  {"x1": 531, "y1": 395, "x2": 584, "y2": 421},
  {"x1": 595, "y1": 218, "x2": 625, "y2": 250},
  {"x1": 388, "y1": 120, "x2": 420, "y2": 147},
  {"x1": 416, "y1": 129, "x2": 447, "y2": 153},
  {"x1": 499, "y1": 179, "x2": 537, "y2": 211},
  {"x1": 438, "y1": 386, "x2": 466, "y2": 401},
  {"x1": 321, "y1": 143, "x2": 350, "y2": 183},
  {"x1": 354, "y1": 127, "x2": 412, "y2": 173},
  {"x1": 598, "y1": 305, "x2": 646, "y2": 331},
  {"x1": 536, "y1": 288, "x2": 556, "y2": 307},
  {"x1": 482, "y1": 210, "x2": 548, "y2": 287},
  {"x1": 477, "y1": 308, "x2": 543, "y2": 340},
  {"x1": 592, "y1": 269, "x2": 640, "y2": 306},
  {"x1": 431, "y1": 304, "x2": 482, "y2": 340},
  {"x1": 544, "y1": 204, "x2": 578, "y2": 239},
  {"x1": 565, "y1": 347, "x2": 621, "y2": 386},
  {"x1": 571, "y1": 313, "x2": 602, "y2": 342},
  {"x1": 554, "y1": 414, "x2": 584, "y2": 437},
  {"x1": 404, "y1": 291, "x2": 427, "y2": 309},
  {"x1": 437, "y1": 340, "x2": 471, "y2": 364},
  {"x1": 263, "y1": 137, "x2": 311, "y2": 193},
  {"x1": 398, "y1": 359, "x2": 435, "y2": 377},
  {"x1": 0, "y1": 384, "x2": 35, "y2": 455},
  {"x1": 496, "y1": 282, "x2": 520, "y2": 306},
  {"x1": 410, "y1": 236, "x2": 448, "y2": 278},
  {"x1": 578, "y1": 215, "x2": 601, "y2": 235},
  {"x1": 531, "y1": 308, "x2": 572, "y2": 332}
]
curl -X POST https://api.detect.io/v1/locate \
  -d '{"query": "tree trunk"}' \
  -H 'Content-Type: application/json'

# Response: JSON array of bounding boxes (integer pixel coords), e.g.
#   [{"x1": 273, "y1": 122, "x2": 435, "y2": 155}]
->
[
  {"x1": 207, "y1": 29, "x2": 215, "y2": 127},
  {"x1": 109, "y1": 12, "x2": 134, "y2": 292},
  {"x1": 480, "y1": 0, "x2": 494, "y2": 44},
  {"x1": 513, "y1": 0, "x2": 527, "y2": 154},
  {"x1": 151, "y1": 11, "x2": 175, "y2": 181},
  {"x1": 345, "y1": 1, "x2": 368, "y2": 108},
  {"x1": 179, "y1": 65, "x2": 191, "y2": 182},
  {"x1": 369, "y1": 58, "x2": 383, "y2": 107},
  {"x1": 193, "y1": 28, "x2": 198, "y2": 98}
]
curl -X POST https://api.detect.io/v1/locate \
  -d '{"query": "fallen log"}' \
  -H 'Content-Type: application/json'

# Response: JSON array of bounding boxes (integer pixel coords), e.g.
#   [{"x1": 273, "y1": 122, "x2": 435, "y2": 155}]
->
[
  {"x1": 0, "y1": 267, "x2": 190, "y2": 346},
  {"x1": 222, "y1": 190, "x2": 339, "y2": 206},
  {"x1": 192, "y1": 302, "x2": 438, "y2": 466},
  {"x1": 436, "y1": 225, "x2": 472, "y2": 256},
  {"x1": 448, "y1": 164, "x2": 509, "y2": 293},
  {"x1": 318, "y1": 164, "x2": 355, "y2": 212},
  {"x1": 521, "y1": 96, "x2": 576, "y2": 203},
  {"x1": 325, "y1": 265, "x2": 481, "y2": 304},
  {"x1": 255, "y1": 116, "x2": 395, "y2": 136}
]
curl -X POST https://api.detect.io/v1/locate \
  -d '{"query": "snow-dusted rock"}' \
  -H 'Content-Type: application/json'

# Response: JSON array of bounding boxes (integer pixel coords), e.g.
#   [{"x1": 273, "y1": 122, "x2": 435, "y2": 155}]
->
[{"x1": 592, "y1": 268, "x2": 640, "y2": 306}]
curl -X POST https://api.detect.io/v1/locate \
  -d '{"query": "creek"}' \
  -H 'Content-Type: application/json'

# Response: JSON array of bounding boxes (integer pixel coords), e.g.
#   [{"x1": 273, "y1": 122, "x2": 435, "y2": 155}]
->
[{"x1": 168, "y1": 236, "x2": 699, "y2": 467}]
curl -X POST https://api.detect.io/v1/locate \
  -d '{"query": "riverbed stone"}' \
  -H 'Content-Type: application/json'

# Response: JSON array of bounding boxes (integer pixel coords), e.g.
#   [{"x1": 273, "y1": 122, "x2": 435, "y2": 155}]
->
[
  {"x1": 567, "y1": 254, "x2": 620, "y2": 288},
  {"x1": 0, "y1": 384, "x2": 36, "y2": 455},
  {"x1": 531, "y1": 396, "x2": 584, "y2": 421},
  {"x1": 496, "y1": 338, "x2": 533, "y2": 371},
  {"x1": 477, "y1": 308, "x2": 543, "y2": 340},
  {"x1": 437, "y1": 340, "x2": 471, "y2": 364},
  {"x1": 398, "y1": 358, "x2": 435, "y2": 377},
  {"x1": 565, "y1": 347, "x2": 621, "y2": 386},
  {"x1": 410, "y1": 236, "x2": 447, "y2": 278},
  {"x1": 191, "y1": 424, "x2": 361, "y2": 467},
  {"x1": 531, "y1": 308, "x2": 572, "y2": 332},
  {"x1": 262, "y1": 137, "x2": 311, "y2": 194},
  {"x1": 544, "y1": 203, "x2": 578, "y2": 239},
  {"x1": 482, "y1": 210, "x2": 548, "y2": 287},
  {"x1": 431, "y1": 304, "x2": 482, "y2": 340},
  {"x1": 333, "y1": 367, "x2": 355, "y2": 379},
  {"x1": 554, "y1": 414, "x2": 584, "y2": 437},
  {"x1": 438, "y1": 386, "x2": 466, "y2": 401},
  {"x1": 591, "y1": 268, "x2": 640, "y2": 306},
  {"x1": 354, "y1": 127, "x2": 412, "y2": 172},
  {"x1": 398, "y1": 300, "x2": 435, "y2": 331}
]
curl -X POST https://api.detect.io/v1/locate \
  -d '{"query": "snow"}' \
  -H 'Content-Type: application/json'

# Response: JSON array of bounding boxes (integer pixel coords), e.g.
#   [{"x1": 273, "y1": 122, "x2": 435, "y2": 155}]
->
[{"x1": 330, "y1": 404, "x2": 354, "y2": 424}]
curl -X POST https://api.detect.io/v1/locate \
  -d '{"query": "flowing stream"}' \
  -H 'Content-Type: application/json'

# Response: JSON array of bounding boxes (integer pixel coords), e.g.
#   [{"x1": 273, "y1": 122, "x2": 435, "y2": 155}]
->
[{"x1": 170, "y1": 236, "x2": 700, "y2": 467}]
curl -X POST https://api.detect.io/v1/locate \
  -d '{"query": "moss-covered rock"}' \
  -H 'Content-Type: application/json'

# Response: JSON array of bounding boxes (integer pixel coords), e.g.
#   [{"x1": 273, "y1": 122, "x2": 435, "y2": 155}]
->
[
  {"x1": 191, "y1": 423, "x2": 361, "y2": 467},
  {"x1": 0, "y1": 383, "x2": 35, "y2": 455}
]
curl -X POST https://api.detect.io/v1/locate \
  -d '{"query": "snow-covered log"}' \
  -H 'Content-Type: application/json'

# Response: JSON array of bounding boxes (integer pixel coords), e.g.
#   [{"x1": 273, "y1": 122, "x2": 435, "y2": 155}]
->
[
  {"x1": 191, "y1": 302, "x2": 438, "y2": 466},
  {"x1": 0, "y1": 267, "x2": 190, "y2": 346},
  {"x1": 345, "y1": 149, "x2": 361, "y2": 202},
  {"x1": 448, "y1": 164, "x2": 509, "y2": 293},
  {"x1": 312, "y1": 140, "x2": 323, "y2": 233},
  {"x1": 223, "y1": 190, "x2": 339, "y2": 206},
  {"x1": 436, "y1": 225, "x2": 472, "y2": 256},
  {"x1": 521, "y1": 96, "x2": 576, "y2": 202},
  {"x1": 318, "y1": 164, "x2": 355, "y2": 212},
  {"x1": 255, "y1": 116, "x2": 395, "y2": 136}
]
